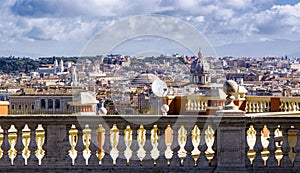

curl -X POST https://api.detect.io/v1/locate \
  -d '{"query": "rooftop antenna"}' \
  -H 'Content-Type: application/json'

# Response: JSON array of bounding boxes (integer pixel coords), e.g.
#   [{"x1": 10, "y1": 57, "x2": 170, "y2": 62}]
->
[{"x1": 151, "y1": 79, "x2": 169, "y2": 115}]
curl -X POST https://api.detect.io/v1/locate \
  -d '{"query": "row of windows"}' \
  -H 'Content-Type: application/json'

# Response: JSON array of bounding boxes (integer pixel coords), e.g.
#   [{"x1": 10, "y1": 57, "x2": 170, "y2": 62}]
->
[
  {"x1": 11, "y1": 104, "x2": 34, "y2": 110},
  {"x1": 11, "y1": 99, "x2": 61, "y2": 110},
  {"x1": 41, "y1": 99, "x2": 60, "y2": 109}
]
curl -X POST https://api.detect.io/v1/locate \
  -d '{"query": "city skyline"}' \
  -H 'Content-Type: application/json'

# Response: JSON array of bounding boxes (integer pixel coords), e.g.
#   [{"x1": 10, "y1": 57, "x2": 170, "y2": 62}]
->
[{"x1": 1, "y1": 0, "x2": 300, "y2": 58}]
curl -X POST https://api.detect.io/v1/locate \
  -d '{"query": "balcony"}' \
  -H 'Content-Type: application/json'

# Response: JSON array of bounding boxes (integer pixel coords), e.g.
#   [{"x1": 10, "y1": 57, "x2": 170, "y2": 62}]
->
[
  {"x1": 183, "y1": 95, "x2": 300, "y2": 114},
  {"x1": 1, "y1": 112, "x2": 300, "y2": 172}
]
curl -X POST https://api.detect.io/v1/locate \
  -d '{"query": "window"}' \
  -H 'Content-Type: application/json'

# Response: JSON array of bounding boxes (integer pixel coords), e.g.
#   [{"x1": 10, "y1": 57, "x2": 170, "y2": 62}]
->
[
  {"x1": 32, "y1": 105, "x2": 34, "y2": 110},
  {"x1": 48, "y1": 99, "x2": 53, "y2": 109},
  {"x1": 55, "y1": 99, "x2": 60, "y2": 109},
  {"x1": 41, "y1": 99, "x2": 46, "y2": 109},
  {"x1": 11, "y1": 104, "x2": 15, "y2": 110},
  {"x1": 18, "y1": 104, "x2": 22, "y2": 110}
]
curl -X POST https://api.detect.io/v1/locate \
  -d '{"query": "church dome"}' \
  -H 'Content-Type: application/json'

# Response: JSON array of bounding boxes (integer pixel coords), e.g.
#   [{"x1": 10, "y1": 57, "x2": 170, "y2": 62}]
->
[
  {"x1": 190, "y1": 58, "x2": 204, "y2": 74},
  {"x1": 131, "y1": 73, "x2": 159, "y2": 85}
]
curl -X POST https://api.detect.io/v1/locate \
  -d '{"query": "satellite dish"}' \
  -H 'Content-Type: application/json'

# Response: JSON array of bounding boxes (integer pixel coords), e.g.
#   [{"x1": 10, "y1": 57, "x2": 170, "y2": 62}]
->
[{"x1": 151, "y1": 79, "x2": 169, "y2": 97}]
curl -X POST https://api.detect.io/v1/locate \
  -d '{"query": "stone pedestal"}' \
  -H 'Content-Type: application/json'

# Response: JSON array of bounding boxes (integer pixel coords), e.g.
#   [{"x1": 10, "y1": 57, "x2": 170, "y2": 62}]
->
[
  {"x1": 270, "y1": 97, "x2": 281, "y2": 112},
  {"x1": 214, "y1": 110, "x2": 248, "y2": 173},
  {"x1": 43, "y1": 125, "x2": 69, "y2": 166}
]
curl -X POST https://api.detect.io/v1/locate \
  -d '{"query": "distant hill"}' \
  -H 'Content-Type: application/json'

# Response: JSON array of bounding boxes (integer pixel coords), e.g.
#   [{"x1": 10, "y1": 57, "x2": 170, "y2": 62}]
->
[
  {"x1": 0, "y1": 57, "x2": 40, "y2": 74},
  {"x1": 215, "y1": 39, "x2": 300, "y2": 58}
]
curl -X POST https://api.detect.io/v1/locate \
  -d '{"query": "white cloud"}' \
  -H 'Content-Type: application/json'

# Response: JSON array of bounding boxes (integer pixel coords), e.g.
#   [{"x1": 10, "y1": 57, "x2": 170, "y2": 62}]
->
[
  {"x1": 259, "y1": 37, "x2": 273, "y2": 42},
  {"x1": 1, "y1": 0, "x2": 300, "y2": 57},
  {"x1": 223, "y1": 0, "x2": 253, "y2": 9},
  {"x1": 213, "y1": 8, "x2": 234, "y2": 20},
  {"x1": 11, "y1": 0, "x2": 166, "y2": 17},
  {"x1": 272, "y1": 3, "x2": 300, "y2": 17}
]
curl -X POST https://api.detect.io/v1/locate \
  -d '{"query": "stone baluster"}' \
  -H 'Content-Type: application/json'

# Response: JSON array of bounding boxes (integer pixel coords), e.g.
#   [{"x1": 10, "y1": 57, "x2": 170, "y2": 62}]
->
[
  {"x1": 248, "y1": 101, "x2": 252, "y2": 112},
  {"x1": 186, "y1": 99, "x2": 191, "y2": 111},
  {"x1": 143, "y1": 125, "x2": 154, "y2": 166},
  {"x1": 290, "y1": 102, "x2": 294, "y2": 111},
  {"x1": 266, "y1": 125, "x2": 278, "y2": 167},
  {"x1": 244, "y1": 124, "x2": 251, "y2": 167},
  {"x1": 65, "y1": 124, "x2": 72, "y2": 165},
  {"x1": 198, "y1": 100, "x2": 202, "y2": 111},
  {"x1": 189, "y1": 100, "x2": 193, "y2": 111},
  {"x1": 245, "y1": 102, "x2": 249, "y2": 112},
  {"x1": 191, "y1": 101, "x2": 195, "y2": 111},
  {"x1": 130, "y1": 125, "x2": 140, "y2": 167},
  {"x1": 249, "y1": 102, "x2": 253, "y2": 113},
  {"x1": 252, "y1": 102, "x2": 256, "y2": 112},
  {"x1": 249, "y1": 102, "x2": 253, "y2": 112},
  {"x1": 197, "y1": 125, "x2": 209, "y2": 167},
  {"x1": 258, "y1": 102, "x2": 262, "y2": 112},
  {"x1": 288, "y1": 102, "x2": 291, "y2": 111},
  {"x1": 196, "y1": 100, "x2": 199, "y2": 110},
  {"x1": 0, "y1": 124, "x2": 11, "y2": 166},
  {"x1": 14, "y1": 124, "x2": 25, "y2": 166},
  {"x1": 279, "y1": 102, "x2": 283, "y2": 111},
  {"x1": 156, "y1": 125, "x2": 167, "y2": 167},
  {"x1": 295, "y1": 102, "x2": 299, "y2": 111},
  {"x1": 41, "y1": 124, "x2": 47, "y2": 165},
  {"x1": 261, "y1": 101, "x2": 265, "y2": 112},
  {"x1": 286, "y1": 102, "x2": 290, "y2": 111},
  {"x1": 102, "y1": 124, "x2": 113, "y2": 166},
  {"x1": 194, "y1": 100, "x2": 198, "y2": 111},
  {"x1": 27, "y1": 123, "x2": 38, "y2": 166},
  {"x1": 116, "y1": 125, "x2": 127, "y2": 166},
  {"x1": 74, "y1": 125, "x2": 86, "y2": 166},
  {"x1": 88, "y1": 124, "x2": 99, "y2": 166},
  {"x1": 293, "y1": 128, "x2": 300, "y2": 167},
  {"x1": 266, "y1": 101, "x2": 270, "y2": 112},
  {"x1": 184, "y1": 125, "x2": 195, "y2": 167},
  {"x1": 252, "y1": 124, "x2": 264, "y2": 167},
  {"x1": 170, "y1": 125, "x2": 180, "y2": 167},
  {"x1": 210, "y1": 125, "x2": 217, "y2": 167},
  {"x1": 252, "y1": 102, "x2": 255, "y2": 112},
  {"x1": 280, "y1": 126, "x2": 292, "y2": 167},
  {"x1": 284, "y1": 102, "x2": 288, "y2": 112},
  {"x1": 256, "y1": 102, "x2": 260, "y2": 112},
  {"x1": 198, "y1": 100, "x2": 203, "y2": 111},
  {"x1": 199, "y1": 101, "x2": 203, "y2": 110}
]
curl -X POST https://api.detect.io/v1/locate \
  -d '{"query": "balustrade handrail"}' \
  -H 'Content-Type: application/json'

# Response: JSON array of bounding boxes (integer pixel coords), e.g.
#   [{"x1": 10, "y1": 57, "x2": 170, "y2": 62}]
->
[{"x1": 245, "y1": 95, "x2": 272, "y2": 100}]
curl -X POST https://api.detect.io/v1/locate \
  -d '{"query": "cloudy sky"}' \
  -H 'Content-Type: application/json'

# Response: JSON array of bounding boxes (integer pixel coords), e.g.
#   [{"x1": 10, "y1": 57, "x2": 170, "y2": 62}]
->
[{"x1": 1, "y1": 0, "x2": 300, "y2": 58}]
